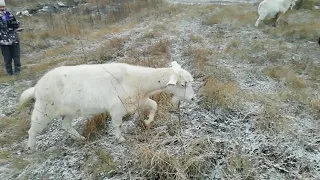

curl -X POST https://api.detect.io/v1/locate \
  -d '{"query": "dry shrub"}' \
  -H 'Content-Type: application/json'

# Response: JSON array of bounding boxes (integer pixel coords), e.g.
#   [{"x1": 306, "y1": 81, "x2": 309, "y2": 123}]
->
[
  {"x1": 134, "y1": 141, "x2": 214, "y2": 180},
  {"x1": 265, "y1": 66, "x2": 307, "y2": 89},
  {"x1": 154, "y1": 92, "x2": 173, "y2": 120},
  {"x1": 185, "y1": 47, "x2": 214, "y2": 73},
  {"x1": 20, "y1": 32, "x2": 51, "y2": 52},
  {"x1": 224, "y1": 151, "x2": 256, "y2": 179},
  {"x1": 202, "y1": 76, "x2": 241, "y2": 109},
  {"x1": 265, "y1": 49, "x2": 284, "y2": 63},
  {"x1": 124, "y1": 39, "x2": 171, "y2": 68},
  {"x1": 94, "y1": 37, "x2": 127, "y2": 62},
  {"x1": 83, "y1": 113, "x2": 109, "y2": 140},
  {"x1": 147, "y1": 39, "x2": 171, "y2": 56},
  {"x1": 90, "y1": 0, "x2": 165, "y2": 24}
]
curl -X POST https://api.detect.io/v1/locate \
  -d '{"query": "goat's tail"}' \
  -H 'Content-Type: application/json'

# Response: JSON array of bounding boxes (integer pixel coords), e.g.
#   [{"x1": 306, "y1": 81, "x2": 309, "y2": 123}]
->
[{"x1": 19, "y1": 87, "x2": 35, "y2": 107}]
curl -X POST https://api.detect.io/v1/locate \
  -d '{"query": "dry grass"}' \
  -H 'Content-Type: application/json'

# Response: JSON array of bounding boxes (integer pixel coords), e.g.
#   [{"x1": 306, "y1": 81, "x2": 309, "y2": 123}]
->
[
  {"x1": 184, "y1": 45, "x2": 243, "y2": 110},
  {"x1": 147, "y1": 38, "x2": 171, "y2": 56},
  {"x1": 134, "y1": 139, "x2": 214, "y2": 180},
  {"x1": 83, "y1": 113, "x2": 109, "y2": 141},
  {"x1": 265, "y1": 66, "x2": 307, "y2": 89},
  {"x1": 92, "y1": 37, "x2": 128, "y2": 63},
  {"x1": 185, "y1": 47, "x2": 214, "y2": 73},
  {"x1": 309, "y1": 99, "x2": 320, "y2": 119},
  {"x1": 202, "y1": 4, "x2": 256, "y2": 26},
  {"x1": 254, "y1": 104, "x2": 291, "y2": 134},
  {"x1": 202, "y1": 76, "x2": 242, "y2": 109},
  {"x1": 266, "y1": 21, "x2": 320, "y2": 41},
  {"x1": 0, "y1": 113, "x2": 30, "y2": 146},
  {"x1": 85, "y1": 148, "x2": 117, "y2": 178},
  {"x1": 6, "y1": 0, "x2": 57, "y2": 7},
  {"x1": 224, "y1": 148, "x2": 256, "y2": 179},
  {"x1": 263, "y1": 11, "x2": 320, "y2": 41}
]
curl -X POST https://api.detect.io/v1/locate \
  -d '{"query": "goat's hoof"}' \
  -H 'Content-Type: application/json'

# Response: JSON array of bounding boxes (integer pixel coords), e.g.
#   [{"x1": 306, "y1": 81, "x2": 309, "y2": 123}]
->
[
  {"x1": 143, "y1": 121, "x2": 155, "y2": 130},
  {"x1": 79, "y1": 136, "x2": 86, "y2": 141},
  {"x1": 24, "y1": 146, "x2": 36, "y2": 154}
]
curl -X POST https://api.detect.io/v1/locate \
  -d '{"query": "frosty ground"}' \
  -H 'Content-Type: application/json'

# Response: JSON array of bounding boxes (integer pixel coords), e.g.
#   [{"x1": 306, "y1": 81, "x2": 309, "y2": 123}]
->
[{"x1": 0, "y1": 0, "x2": 319, "y2": 180}]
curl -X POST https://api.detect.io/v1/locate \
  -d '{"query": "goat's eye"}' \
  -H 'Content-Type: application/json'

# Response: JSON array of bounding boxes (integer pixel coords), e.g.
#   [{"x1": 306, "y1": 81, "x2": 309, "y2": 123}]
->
[{"x1": 181, "y1": 84, "x2": 185, "y2": 87}]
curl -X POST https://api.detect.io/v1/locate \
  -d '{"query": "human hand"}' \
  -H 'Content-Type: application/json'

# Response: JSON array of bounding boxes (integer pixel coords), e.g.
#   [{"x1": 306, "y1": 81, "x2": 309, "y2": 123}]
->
[{"x1": 17, "y1": 28, "x2": 24, "y2": 32}]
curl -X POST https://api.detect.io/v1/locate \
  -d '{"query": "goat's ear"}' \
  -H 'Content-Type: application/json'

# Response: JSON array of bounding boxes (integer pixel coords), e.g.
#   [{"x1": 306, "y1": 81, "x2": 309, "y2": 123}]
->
[
  {"x1": 171, "y1": 61, "x2": 181, "y2": 70},
  {"x1": 167, "y1": 74, "x2": 178, "y2": 86}
]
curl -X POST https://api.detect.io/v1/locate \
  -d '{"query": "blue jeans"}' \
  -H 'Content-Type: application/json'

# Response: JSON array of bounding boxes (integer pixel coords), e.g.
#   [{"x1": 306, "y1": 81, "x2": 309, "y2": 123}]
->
[{"x1": 1, "y1": 43, "x2": 21, "y2": 75}]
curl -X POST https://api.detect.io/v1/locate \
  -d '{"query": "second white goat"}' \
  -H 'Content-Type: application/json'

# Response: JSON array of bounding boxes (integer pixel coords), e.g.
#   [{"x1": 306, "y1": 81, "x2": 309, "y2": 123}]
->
[{"x1": 255, "y1": 0, "x2": 297, "y2": 27}]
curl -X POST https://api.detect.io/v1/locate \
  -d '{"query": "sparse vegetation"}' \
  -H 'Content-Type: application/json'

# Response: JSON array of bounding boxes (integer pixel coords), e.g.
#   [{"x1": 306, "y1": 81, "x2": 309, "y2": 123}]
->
[
  {"x1": 0, "y1": 114, "x2": 30, "y2": 146},
  {"x1": 265, "y1": 66, "x2": 307, "y2": 89},
  {"x1": 133, "y1": 138, "x2": 214, "y2": 179},
  {"x1": 254, "y1": 104, "x2": 291, "y2": 133},
  {"x1": 202, "y1": 76, "x2": 242, "y2": 109},
  {"x1": 202, "y1": 4, "x2": 256, "y2": 26}
]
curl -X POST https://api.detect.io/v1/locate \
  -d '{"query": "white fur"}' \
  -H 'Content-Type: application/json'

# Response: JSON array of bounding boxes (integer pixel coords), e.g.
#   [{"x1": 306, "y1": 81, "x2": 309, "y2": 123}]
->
[
  {"x1": 19, "y1": 61, "x2": 195, "y2": 150},
  {"x1": 255, "y1": 0, "x2": 296, "y2": 27},
  {"x1": 290, "y1": 0, "x2": 298, "y2": 10}
]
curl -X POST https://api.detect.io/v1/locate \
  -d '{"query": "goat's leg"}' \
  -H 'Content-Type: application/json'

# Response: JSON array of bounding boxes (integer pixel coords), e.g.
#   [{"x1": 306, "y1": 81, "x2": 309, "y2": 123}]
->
[
  {"x1": 143, "y1": 98, "x2": 158, "y2": 129},
  {"x1": 61, "y1": 115, "x2": 86, "y2": 141},
  {"x1": 274, "y1": 11, "x2": 284, "y2": 27},
  {"x1": 27, "y1": 104, "x2": 56, "y2": 150},
  {"x1": 255, "y1": 13, "x2": 267, "y2": 27},
  {"x1": 272, "y1": 12, "x2": 279, "y2": 27},
  {"x1": 110, "y1": 110, "x2": 126, "y2": 142}
]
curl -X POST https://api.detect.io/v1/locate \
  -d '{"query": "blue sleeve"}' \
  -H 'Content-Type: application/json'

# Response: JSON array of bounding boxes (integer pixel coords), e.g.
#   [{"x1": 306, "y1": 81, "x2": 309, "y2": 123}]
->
[{"x1": 6, "y1": 11, "x2": 20, "y2": 29}]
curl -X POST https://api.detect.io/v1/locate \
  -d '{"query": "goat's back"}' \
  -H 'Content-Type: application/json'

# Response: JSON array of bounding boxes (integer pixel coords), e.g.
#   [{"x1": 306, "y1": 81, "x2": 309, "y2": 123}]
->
[
  {"x1": 33, "y1": 63, "x2": 157, "y2": 114},
  {"x1": 34, "y1": 63, "x2": 128, "y2": 106}
]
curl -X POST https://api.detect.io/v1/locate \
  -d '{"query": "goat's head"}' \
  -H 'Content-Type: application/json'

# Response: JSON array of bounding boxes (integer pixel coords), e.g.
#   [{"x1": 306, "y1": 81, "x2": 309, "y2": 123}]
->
[{"x1": 166, "y1": 61, "x2": 195, "y2": 103}]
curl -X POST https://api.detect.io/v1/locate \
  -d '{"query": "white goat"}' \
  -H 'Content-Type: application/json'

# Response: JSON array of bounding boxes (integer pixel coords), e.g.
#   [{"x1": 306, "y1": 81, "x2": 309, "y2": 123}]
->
[
  {"x1": 19, "y1": 61, "x2": 195, "y2": 150},
  {"x1": 255, "y1": 0, "x2": 297, "y2": 27}
]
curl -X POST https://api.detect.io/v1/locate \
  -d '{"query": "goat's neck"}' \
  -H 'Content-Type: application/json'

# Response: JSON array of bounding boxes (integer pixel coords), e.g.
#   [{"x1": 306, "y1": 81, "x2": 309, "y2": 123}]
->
[{"x1": 136, "y1": 67, "x2": 174, "y2": 96}]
